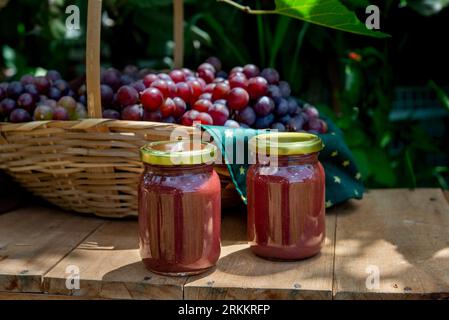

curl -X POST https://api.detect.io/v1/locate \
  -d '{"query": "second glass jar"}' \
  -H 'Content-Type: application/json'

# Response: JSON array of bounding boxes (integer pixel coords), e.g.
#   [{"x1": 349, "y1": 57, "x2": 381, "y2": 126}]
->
[{"x1": 247, "y1": 132, "x2": 326, "y2": 260}]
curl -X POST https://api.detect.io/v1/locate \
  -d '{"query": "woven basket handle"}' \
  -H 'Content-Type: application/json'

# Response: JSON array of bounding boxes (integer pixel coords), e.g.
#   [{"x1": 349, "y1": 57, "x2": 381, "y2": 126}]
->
[{"x1": 85, "y1": 0, "x2": 185, "y2": 119}]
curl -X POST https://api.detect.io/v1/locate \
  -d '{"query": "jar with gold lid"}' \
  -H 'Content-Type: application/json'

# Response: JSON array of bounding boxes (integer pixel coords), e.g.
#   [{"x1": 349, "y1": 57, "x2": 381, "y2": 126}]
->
[
  {"x1": 247, "y1": 132, "x2": 325, "y2": 260},
  {"x1": 139, "y1": 141, "x2": 221, "y2": 276}
]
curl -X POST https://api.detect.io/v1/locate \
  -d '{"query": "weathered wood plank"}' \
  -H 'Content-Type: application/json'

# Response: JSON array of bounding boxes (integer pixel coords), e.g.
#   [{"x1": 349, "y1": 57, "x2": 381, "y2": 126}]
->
[
  {"x1": 444, "y1": 190, "x2": 449, "y2": 205},
  {"x1": 184, "y1": 210, "x2": 336, "y2": 300},
  {"x1": 0, "y1": 206, "x2": 103, "y2": 293},
  {"x1": 43, "y1": 221, "x2": 186, "y2": 300},
  {"x1": 334, "y1": 189, "x2": 449, "y2": 300}
]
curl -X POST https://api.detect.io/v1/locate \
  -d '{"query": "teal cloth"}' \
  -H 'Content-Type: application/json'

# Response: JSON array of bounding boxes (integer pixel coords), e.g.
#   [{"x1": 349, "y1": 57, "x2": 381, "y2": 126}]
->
[{"x1": 202, "y1": 118, "x2": 364, "y2": 208}]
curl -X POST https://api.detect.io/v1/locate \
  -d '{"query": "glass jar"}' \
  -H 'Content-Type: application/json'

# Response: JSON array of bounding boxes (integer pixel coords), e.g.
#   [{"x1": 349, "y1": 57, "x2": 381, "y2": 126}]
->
[
  {"x1": 138, "y1": 141, "x2": 221, "y2": 276},
  {"x1": 247, "y1": 132, "x2": 325, "y2": 260}
]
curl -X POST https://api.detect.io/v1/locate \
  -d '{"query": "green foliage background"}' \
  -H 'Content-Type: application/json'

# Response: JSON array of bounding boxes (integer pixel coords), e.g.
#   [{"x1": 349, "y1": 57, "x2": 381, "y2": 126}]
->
[{"x1": 0, "y1": 0, "x2": 448, "y2": 189}]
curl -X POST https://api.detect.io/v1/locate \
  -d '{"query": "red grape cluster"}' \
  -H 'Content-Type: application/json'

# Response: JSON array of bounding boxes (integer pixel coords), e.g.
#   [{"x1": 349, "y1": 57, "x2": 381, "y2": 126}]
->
[
  {"x1": 0, "y1": 71, "x2": 87, "y2": 123},
  {"x1": 1, "y1": 59, "x2": 327, "y2": 134},
  {"x1": 98, "y1": 58, "x2": 327, "y2": 134}
]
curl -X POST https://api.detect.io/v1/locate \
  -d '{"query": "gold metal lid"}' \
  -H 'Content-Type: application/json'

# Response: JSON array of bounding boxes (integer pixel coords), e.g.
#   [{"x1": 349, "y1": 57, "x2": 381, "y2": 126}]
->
[
  {"x1": 249, "y1": 132, "x2": 323, "y2": 156},
  {"x1": 140, "y1": 141, "x2": 217, "y2": 166}
]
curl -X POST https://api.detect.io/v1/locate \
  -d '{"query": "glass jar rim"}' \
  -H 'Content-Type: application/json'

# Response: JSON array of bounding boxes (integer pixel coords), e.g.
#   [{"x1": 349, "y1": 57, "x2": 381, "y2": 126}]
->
[
  {"x1": 140, "y1": 140, "x2": 217, "y2": 166},
  {"x1": 249, "y1": 132, "x2": 323, "y2": 156}
]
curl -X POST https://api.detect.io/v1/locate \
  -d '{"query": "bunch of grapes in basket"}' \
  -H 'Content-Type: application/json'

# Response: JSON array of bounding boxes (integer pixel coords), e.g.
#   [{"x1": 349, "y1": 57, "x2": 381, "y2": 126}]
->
[
  {"x1": 0, "y1": 71, "x2": 87, "y2": 123},
  {"x1": 1, "y1": 58, "x2": 327, "y2": 134}
]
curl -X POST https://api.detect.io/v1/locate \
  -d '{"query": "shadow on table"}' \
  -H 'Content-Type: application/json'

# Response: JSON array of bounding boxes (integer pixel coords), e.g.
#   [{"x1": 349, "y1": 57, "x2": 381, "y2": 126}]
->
[
  {"x1": 215, "y1": 247, "x2": 324, "y2": 277},
  {"x1": 101, "y1": 260, "x2": 189, "y2": 285},
  {"x1": 330, "y1": 190, "x2": 449, "y2": 297}
]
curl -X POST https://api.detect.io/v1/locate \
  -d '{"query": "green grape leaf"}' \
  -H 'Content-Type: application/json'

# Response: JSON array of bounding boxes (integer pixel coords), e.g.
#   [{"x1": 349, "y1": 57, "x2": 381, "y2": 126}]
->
[{"x1": 273, "y1": 0, "x2": 390, "y2": 38}]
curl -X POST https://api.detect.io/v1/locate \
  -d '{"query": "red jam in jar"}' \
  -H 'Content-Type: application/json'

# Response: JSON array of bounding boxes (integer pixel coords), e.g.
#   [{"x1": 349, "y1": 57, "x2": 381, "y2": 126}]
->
[
  {"x1": 138, "y1": 141, "x2": 221, "y2": 276},
  {"x1": 247, "y1": 133, "x2": 325, "y2": 260}
]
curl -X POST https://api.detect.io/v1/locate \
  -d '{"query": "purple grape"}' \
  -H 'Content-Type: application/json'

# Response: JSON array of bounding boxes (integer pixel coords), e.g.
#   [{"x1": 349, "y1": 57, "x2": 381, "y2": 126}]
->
[
  {"x1": 267, "y1": 85, "x2": 282, "y2": 99},
  {"x1": 34, "y1": 105, "x2": 53, "y2": 120},
  {"x1": 33, "y1": 77, "x2": 50, "y2": 94},
  {"x1": 117, "y1": 85, "x2": 139, "y2": 106},
  {"x1": 9, "y1": 108, "x2": 31, "y2": 123},
  {"x1": 216, "y1": 71, "x2": 228, "y2": 79},
  {"x1": 103, "y1": 109, "x2": 121, "y2": 120},
  {"x1": 279, "y1": 114, "x2": 292, "y2": 125},
  {"x1": 7, "y1": 81, "x2": 24, "y2": 99},
  {"x1": 0, "y1": 98, "x2": 16, "y2": 117},
  {"x1": 303, "y1": 104, "x2": 320, "y2": 118},
  {"x1": 24, "y1": 84, "x2": 40, "y2": 101},
  {"x1": 40, "y1": 99, "x2": 57, "y2": 109},
  {"x1": 271, "y1": 122, "x2": 286, "y2": 132},
  {"x1": 274, "y1": 98, "x2": 289, "y2": 117},
  {"x1": 254, "y1": 114, "x2": 275, "y2": 129},
  {"x1": 53, "y1": 106, "x2": 70, "y2": 120},
  {"x1": 53, "y1": 79, "x2": 69, "y2": 95},
  {"x1": 46, "y1": 70, "x2": 62, "y2": 82},
  {"x1": 224, "y1": 120, "x2": 240, "y2": 128},
  {"x1": 121, "y1": 104, "x2": 143, "y2": 121},
  {"x1": 101, "y1": 68, "x2": 121, "y2": 91},
  {"x1": 254, "y1": 96, "x2": 275, "y2": 116},
  {"x1": 17, "y1": 93, "x2": 35, "y2": 113},
  {"x1": 206, "y1": 57, "x2": 222, "y2": 72},
  {"x1": 261, "y1": 68, "x2": 280, "y2": 84},
  {"x1": 279, "y1": 81, "x2": 291, "y2": 97},
  {"x1": 286, "y1": 115, "x2": 305, "y2": 132},
  {"x1": 301, "y1": 111, "x2": 310, "y2": 123},
  {"x1": 67, "y1": 89, "x2": 76, "y2": 98},
  {"x1": 173, "y1": 97, "x2": 187, "y2": 118},
  {"x1": 130, "y1": 81, "x2": 146, "y2": 94},
  {"x1": 237, "y1": 106, "x2": 256, "y2": 126},
  {"x1": 143, "y1": 109, "x2": 162, "y2": 122},
  {"x1": 78, "y1": 95, "x2": 87, "y2": 106},
  {"x1": 287, "y1": 97, "x2": 299, "y2": 115},
  {"x1": 100, "y1": 84, "x2": 114, "y2": 106},
  {"x1": 20, "y1": 74, "x2": 35, "y2": 86},
  {"x1": 306, "y1": 118, "x2": 323, "y2": 132},
  {"x1": 243, "y1": 64, "x2": 260, "y2": 78},
  {"x1": 120, "y1": 74, "x2": 134, "y2": 86},
  {"x1": 48, "y1": 87, "x2": 62, "y2": 101}
]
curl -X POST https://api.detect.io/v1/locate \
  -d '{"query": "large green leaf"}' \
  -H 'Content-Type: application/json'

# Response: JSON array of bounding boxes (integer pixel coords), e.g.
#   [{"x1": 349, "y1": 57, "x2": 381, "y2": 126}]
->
[{"x1": 273, "y1": 0, "x2": 389, "y2": 38}]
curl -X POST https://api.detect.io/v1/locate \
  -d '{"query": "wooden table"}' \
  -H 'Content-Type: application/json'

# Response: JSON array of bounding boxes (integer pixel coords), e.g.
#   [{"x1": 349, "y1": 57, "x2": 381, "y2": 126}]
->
[{"x1": 0, "y1": 189, "x2": 448, "y2": 300}]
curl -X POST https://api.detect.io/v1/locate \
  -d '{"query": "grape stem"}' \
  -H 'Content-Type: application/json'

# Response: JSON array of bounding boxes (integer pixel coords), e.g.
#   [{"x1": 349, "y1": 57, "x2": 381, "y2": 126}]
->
[{"x1": 217, "y1": 0, "x2": 275, "y2": 15}]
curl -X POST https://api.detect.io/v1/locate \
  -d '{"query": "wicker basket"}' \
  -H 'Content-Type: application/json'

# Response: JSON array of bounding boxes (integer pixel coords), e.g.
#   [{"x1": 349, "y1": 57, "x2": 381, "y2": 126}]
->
[{"x1": 0, "y1": 0, "x2": 240, "y2": 218}]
